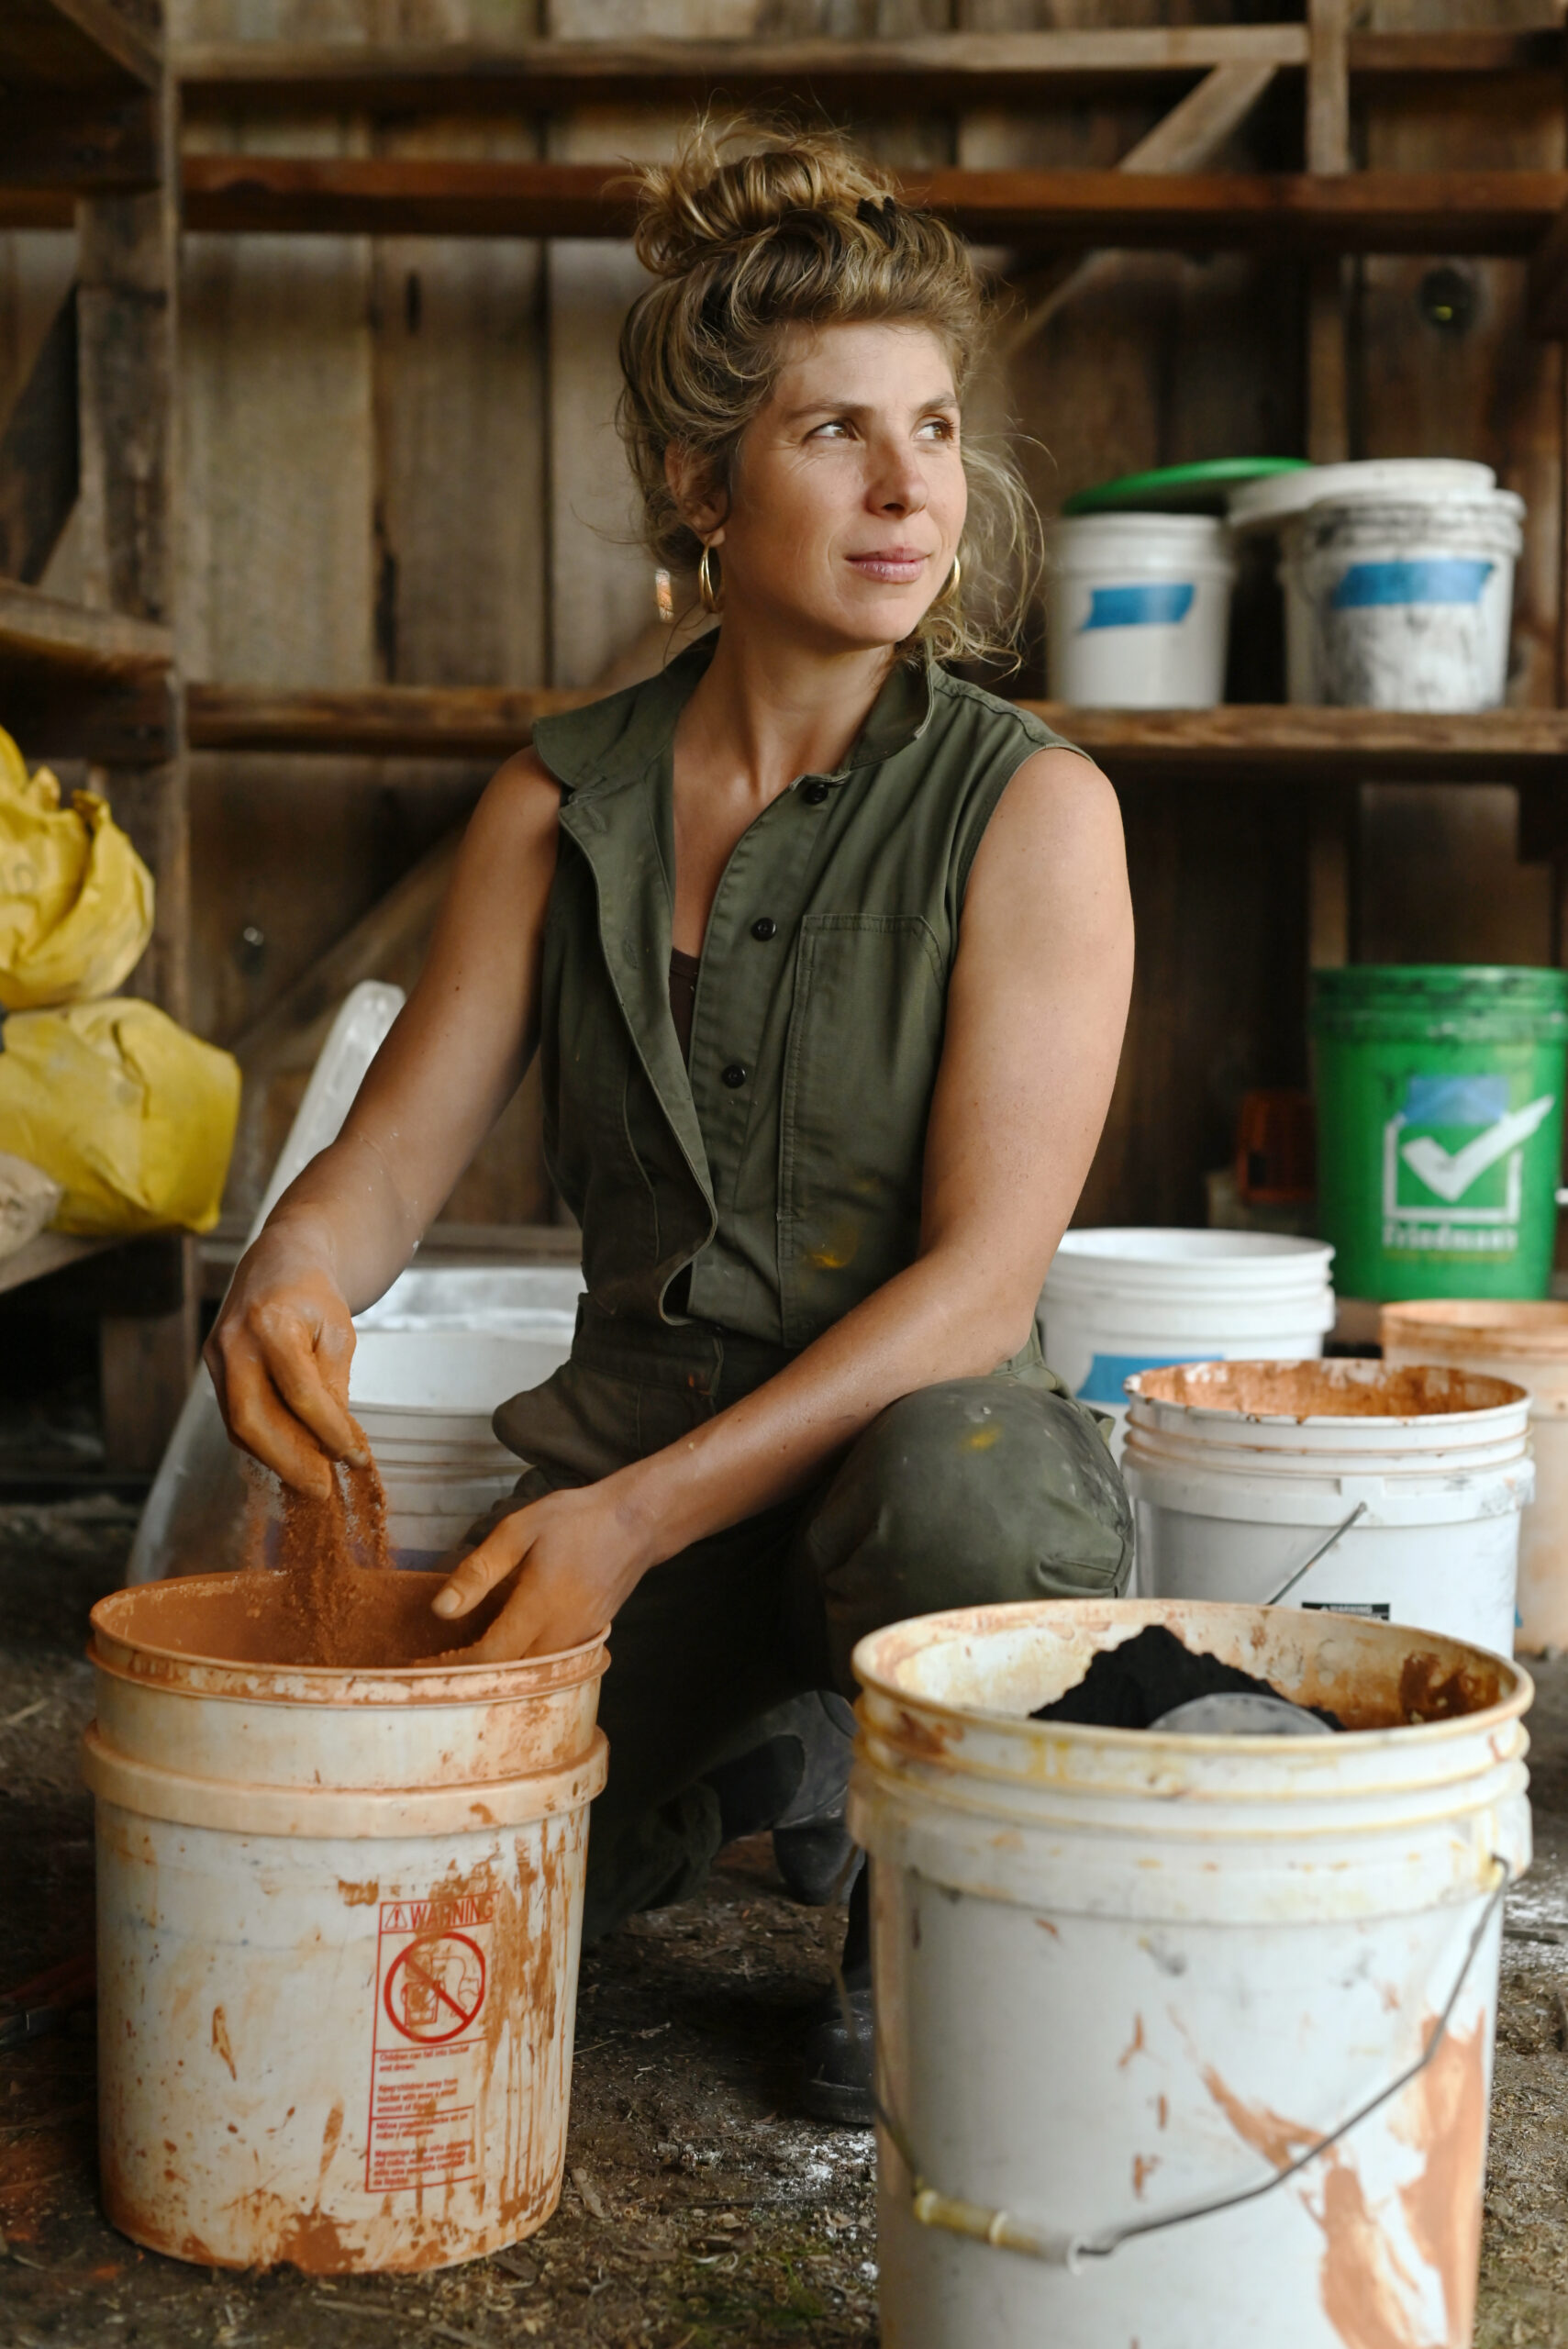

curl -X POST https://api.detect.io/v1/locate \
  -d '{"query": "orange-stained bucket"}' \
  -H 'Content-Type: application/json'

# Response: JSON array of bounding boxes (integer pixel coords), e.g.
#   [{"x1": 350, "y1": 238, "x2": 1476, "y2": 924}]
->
[{"x1": 83, "y1": 1572, "x2": 607, "y2": 2273}]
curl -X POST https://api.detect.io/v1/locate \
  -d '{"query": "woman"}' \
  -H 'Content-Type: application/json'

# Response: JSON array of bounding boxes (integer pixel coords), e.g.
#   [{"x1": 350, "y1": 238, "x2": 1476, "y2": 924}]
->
[{"x1": 206, "y1": 120, "x2": 1135, "y2": 2121}]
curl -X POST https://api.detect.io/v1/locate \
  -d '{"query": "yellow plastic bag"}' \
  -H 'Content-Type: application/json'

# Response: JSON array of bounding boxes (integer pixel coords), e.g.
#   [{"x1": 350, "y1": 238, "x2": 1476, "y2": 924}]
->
[
  {"x1": 0, "y1": 998, "x2": 240, "y2": 1235},
  {"x1": 0, "y1": 726, "x2": 155, "y2": 1009}
]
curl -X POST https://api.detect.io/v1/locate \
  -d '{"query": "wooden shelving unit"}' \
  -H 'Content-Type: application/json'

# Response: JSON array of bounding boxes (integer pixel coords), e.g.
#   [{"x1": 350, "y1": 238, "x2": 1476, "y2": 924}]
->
[
  {"x1": 0, "y1": 0, "x2": 195, "y2": 1474},
  {"x1": 6, "y1": 3, "x2": 1568, "y2": 1414}
]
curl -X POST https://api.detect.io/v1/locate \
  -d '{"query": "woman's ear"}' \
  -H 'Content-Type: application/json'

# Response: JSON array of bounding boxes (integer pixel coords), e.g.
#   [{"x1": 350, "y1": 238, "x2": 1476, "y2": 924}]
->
[{"x1": 665, "y1": 444, "x2": 727, "y2": 546}]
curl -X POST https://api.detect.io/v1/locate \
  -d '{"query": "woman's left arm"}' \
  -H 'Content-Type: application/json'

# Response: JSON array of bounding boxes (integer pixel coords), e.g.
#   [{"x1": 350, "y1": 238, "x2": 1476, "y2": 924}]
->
[{"x1": 438, "y1": 746, "x2": 1133, "y2": 1658}]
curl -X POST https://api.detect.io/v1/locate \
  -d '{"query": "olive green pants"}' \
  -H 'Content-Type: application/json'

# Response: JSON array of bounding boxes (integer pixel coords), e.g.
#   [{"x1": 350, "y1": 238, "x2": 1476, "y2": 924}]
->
[{"x1": 491, "y1": 1348, "x2": 1132, "y2": 1944}]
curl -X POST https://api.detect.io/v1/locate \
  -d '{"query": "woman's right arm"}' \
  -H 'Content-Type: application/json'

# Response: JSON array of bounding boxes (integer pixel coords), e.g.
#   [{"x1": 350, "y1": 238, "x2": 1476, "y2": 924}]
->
[{"x1": 205, "y1": 751, "x2": 561, "y2": 1497}]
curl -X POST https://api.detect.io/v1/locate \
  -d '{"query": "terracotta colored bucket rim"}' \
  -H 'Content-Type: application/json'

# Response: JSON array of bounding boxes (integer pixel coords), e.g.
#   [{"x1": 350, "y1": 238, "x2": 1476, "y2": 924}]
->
[
  {"x1": 89, "y1": 1572, "x2": 608, "y2": 1706},
  {"x1": 1127, "y1": 1357, "x2": 1529, "y2": 1423}
]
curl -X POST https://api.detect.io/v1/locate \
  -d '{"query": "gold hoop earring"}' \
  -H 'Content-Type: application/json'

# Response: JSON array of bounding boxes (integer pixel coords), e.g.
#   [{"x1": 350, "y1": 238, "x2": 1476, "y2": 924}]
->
[
  {"x1": 941, "y1": 552, "x2": 962, "y2": 602},
  {"x1": 698, "y1": 542, "x2": 724, "y2": 616}
]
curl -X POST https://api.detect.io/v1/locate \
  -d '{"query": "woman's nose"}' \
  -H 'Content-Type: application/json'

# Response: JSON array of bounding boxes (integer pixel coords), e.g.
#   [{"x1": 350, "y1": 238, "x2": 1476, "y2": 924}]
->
[{"x1": 868, "y1": 441, "x2": 929, "y2": 515}]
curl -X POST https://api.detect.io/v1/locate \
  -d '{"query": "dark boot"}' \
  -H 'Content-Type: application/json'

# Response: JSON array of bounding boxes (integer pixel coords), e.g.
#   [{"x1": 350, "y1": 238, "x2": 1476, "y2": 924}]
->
[
  {"x1": 772, "y1": 1691, "x2": 862, "y2": 1907},
  {"x1": 800, "y1": 1867, "x2": 873, "y2": 2127}
]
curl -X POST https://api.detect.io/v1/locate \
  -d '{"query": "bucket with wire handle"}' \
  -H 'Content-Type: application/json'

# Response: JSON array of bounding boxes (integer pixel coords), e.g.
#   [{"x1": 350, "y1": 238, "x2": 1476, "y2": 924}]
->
[{"x1": 849, "y1": 1597, "x2": 1530, "y2": 2349}]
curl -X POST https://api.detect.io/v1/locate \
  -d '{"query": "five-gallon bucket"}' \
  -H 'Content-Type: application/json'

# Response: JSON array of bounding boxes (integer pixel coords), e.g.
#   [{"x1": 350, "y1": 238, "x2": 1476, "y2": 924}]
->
[
  {"x1": 350, "y1": 1319, "x2": 574, "y2": 1565},
  {"x1": 1040, "y1": 1229, "x2": 1335, "y2": 1453},
  {"x1": 851, "y1": 1597, "x2": 1531, "y2": 2349},
  {"x1": 1045, "y1": 514, "x2": 1237, "y2": 707},
  {"x1": 1311, "y1": 964, "x2": 1568, "y2": 1302},
  {"x1": 83, "y1": 1573, "x2": 607, "y2": 2272},
  {"x1": 1280, "y1": 488, "x2": 1522, "y2": 712},
  {"x1": 1123, "y1": 1358, "x2": 1532, "y2": 1653},
  {"x1": 1225, "y1": 458, "x2": 1498, "y2": 703},
  {"x1": 1382, "y1": 1297, "x2": 1568, "y2": 1654}
]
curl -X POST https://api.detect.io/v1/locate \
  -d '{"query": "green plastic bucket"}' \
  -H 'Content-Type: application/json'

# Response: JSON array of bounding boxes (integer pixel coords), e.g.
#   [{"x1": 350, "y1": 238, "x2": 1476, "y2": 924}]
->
[{"x1": 1312, "y1": 964, "x2": 1568, "y2": 1301}]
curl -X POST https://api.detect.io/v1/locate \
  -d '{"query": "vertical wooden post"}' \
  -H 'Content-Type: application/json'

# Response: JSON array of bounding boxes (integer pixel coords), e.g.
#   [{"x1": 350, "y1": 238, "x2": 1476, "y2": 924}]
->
[
  {"x1": 1306, "y1": 0, "x2": 1355, "y2": 981},
  {"x1": 76, "y1": 15, "x2": 196, "y2": 1470}
]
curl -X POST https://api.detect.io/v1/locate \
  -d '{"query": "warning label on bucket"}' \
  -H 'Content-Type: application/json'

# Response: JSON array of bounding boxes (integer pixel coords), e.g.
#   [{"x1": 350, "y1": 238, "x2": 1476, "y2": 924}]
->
[{"x1": 366, "y1": 1893, "x2": 493, "y2": 2194}]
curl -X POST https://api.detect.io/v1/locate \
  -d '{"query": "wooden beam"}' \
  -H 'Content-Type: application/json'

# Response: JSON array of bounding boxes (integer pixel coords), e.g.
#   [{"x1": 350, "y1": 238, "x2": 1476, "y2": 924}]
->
[
  {"x1": 173, "y1": 26, "x2": 1560, "y2": 116},
  {"x1": 0, "y1": 574, "x2": 170, "y2": 673},
  {"x1": 186, "y1": 680, "x2": 587, "y2": 757},
  {"x1": 0, "y1": 94, "x2": 159, "y2": 195},
  {"x1": 1529, "y1": 199, "x2": 1568, "y2": 337},
  {"x1": 0, "y1": 0, "x2": 161, "y2": 100},
  {"x1": 183, "y1": 683, "x2": 1568, "y2": 784},
  {"x1": 0, "y1": 284, "x2": 78, "y2": 585},
  {"x1": 0, "y1": 1230, "x2": 113, "y2": 1299},
  {"x1": 171, "y1": 156, "x2": 1568, "y2": 254},
  {"x1": 1001, "y1": 61, "x2": 1280, "y2": 358},
  {"x1": 177, "y1": 26, "x2": 1309, "y2": 116}
]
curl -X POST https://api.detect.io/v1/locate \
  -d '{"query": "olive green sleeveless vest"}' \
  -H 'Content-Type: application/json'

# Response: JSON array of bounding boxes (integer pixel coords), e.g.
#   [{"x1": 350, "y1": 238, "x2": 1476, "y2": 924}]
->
[{"x1": 524, "y1": 636, "x2": 1075, "y2": 1372}]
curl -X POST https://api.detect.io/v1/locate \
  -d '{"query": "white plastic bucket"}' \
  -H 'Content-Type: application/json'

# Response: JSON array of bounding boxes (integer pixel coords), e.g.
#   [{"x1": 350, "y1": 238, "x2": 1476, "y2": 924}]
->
[
  {"x1": 83, "y1": 1572, "x2": 607, "y2": 2273},
  {"x1": 851, "y1": 1596, "x2": 1531, "y2": 2349},
  {"x1": 350, "y1": 1322, "x2": 573, "y2": 1563},
  {"x1": 1045, "y1": 514, "x2": 1237, "y2": 708},
  {"x1": 1280, "y1": 489, "x2": 1523, "y2": 711},
  {"x1": 1040, "y1": 1229, "x2": 1336, "y2": 1454},
  {"x1": 1225, "y1": 461, "x2": 1497, "y2": 703},
  {"x1": 1123, "y1": 1358, "x2": 1533, "y2": 1653},
  {"x1": 1381, "y1": 1299, "x2": 1568, "y2": 1655}
]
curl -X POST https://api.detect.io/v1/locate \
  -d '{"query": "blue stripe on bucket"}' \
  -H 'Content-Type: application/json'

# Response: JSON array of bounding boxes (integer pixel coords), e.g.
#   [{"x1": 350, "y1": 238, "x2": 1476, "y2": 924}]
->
[
  {"x1": 1328, "y1": 559, "x2": 1494, "y2": 611},
  {"x1": 1080, "y1": 582, "x2": 1195, "y2": 631},
  {"x1": 1076, "y1": 1351, "x2": 1195, "y2": 1404},
  {"x1": 1404, "y1": 1073, "x2": 1508, "y2": 1126}
]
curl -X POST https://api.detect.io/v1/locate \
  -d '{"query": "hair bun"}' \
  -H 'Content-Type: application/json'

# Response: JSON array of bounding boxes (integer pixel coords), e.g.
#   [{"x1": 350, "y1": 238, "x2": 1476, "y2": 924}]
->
[{"x1": 632, "y1": 119, "x2": 895, "y2": 279}]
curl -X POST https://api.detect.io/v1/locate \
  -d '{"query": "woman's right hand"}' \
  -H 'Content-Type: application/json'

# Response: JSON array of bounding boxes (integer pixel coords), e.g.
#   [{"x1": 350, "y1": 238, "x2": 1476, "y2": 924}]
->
[{"x1": 204, "y1": 1227, "x2": 368, "y2": 1498}]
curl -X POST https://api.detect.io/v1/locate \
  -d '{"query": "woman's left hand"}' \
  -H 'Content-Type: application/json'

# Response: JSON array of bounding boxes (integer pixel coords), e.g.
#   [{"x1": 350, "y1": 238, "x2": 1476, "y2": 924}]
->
[{"x1": 430, "y1": 1480, "x2": 652, "y2": 1663}]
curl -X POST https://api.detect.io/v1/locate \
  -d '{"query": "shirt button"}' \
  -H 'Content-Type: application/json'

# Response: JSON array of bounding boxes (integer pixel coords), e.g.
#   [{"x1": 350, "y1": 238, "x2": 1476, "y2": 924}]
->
[
  {"x1": 801, "y1": 780, "x2": 830, "y2": 806},
  {"x1": 751, "y1": 917, "x2": 777, "y2": 941},
  {"x1": 721, "y1": 1062, "x2": 748, "y2": 1089}
]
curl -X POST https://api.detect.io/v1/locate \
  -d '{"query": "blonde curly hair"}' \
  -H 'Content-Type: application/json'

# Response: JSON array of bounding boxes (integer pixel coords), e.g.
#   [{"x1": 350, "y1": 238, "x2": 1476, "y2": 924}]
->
[{"x1": 617, "y1": 117, "x2": 1040, "y2": 671}]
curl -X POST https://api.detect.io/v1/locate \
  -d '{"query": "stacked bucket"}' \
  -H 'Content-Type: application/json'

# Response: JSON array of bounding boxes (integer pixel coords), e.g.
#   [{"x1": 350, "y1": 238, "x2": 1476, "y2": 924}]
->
[{"x1": 350, "y1": 1266, "x2": 581, "y2": 1565}]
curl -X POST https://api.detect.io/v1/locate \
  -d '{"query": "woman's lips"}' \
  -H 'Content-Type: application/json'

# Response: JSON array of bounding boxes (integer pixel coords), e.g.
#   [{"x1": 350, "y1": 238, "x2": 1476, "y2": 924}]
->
[{"x1": 847, "y1": 551, "x2": 932, "y2": 584}]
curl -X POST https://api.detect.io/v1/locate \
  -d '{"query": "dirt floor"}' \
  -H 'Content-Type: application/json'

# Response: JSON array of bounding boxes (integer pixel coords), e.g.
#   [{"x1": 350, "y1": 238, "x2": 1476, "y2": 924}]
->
[{"x1": 1, "y1": 1497, "x2": 1566, "y2": 2349}]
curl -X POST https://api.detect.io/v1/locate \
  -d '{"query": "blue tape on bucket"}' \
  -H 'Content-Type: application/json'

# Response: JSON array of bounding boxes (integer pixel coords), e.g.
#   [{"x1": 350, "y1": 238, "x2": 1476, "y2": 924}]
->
[
  {"x1": 1079, "y1": 582, "x2": 1195, "y2": 631},
  {"x1": 1076, "y1": 1352, "x2": 1195, "y2": 1404},
  {"x1": 1329, "y1": 559, "x2": 1494, "y2": 611}
]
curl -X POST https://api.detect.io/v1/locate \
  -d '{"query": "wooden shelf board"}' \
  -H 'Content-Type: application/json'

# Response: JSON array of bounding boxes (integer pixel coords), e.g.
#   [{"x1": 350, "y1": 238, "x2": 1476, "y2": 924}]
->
[
  {"x1": 0, "y1": 0, "x2": 161, "y2": 102},
  {"x1": 0, "y1": 1230, "x2": 115, "y2": 1301},
  {"x1": 186, "y1": 683, "x2": 1568, "y2": 784},
  {"x1": 174, "y1": 26, "x2": 1558, "y2": 115},
  {"x1": 162, "y1": 159, "x2": 1568, "y2": 253},
  {"x1": 0, "y1": 581, "x2": 174, "y2": 763}
]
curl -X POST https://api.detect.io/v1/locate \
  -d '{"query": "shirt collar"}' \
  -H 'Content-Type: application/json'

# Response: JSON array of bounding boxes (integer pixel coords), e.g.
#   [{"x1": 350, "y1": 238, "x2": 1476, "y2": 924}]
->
[{"x1": 533, "y1": 634, "x2": 938, "y2": 799}]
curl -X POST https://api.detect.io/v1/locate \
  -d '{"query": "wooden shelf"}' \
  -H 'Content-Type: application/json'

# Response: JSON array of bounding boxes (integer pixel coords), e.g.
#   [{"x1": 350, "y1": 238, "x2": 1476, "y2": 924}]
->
[
  {"x1": 155, "y1": 160, "x2": 1568, "y2": 253},
  {"x1": 174, "y1": 27, "x2": 1558, "y2": 117},
  {"x1": 0, "y1": 1230, "x2": 114, "y2": 1301},
  {"x1": 0, "y1": 580, "x2": 173, "y2": 763},
  {"x1": 186, "y1": 681, "x2": 583, "y2": 760},
  {"x1": 1, "y1": 0, "x2": 160, "y2": 101},
  {"x1": 185, "y1": 683, "x2": 1568, "y2": 785}
]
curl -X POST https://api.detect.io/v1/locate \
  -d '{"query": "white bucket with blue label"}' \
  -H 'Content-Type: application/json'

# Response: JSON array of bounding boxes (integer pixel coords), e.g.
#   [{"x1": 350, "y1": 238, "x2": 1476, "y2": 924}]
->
[
  {"x1": 1040, "y1": 1229, "x2": 1337, "y2": 1462},
  {"x1": 1280, "y1": 488, "x2": 1524, "y2": 711},
  {"x1": 1045, "y1": 513, "x2": 1237, "y2": 708}
]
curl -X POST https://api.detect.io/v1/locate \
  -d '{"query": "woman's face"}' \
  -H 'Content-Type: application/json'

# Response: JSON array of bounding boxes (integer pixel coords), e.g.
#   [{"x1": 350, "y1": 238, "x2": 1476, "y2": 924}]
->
[{"x1": 678, "y1": 320, "x2": 967, "y2": 653}]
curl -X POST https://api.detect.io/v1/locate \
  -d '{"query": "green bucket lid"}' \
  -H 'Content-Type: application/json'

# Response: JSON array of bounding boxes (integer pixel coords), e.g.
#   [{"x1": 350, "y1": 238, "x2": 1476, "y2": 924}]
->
[
  {"x1": 1312, "y1": 963, "x2": 1568, "y2": 1041},
  {"x1": 1061, "y1": 458, "x2": 1312, "y2": 518}
]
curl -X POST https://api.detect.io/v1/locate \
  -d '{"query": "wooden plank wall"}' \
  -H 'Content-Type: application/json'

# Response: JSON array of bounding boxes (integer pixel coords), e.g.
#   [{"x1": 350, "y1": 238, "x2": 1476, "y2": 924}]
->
[{"x1": 0, "y1": 0, "x2": 1558, "y2": 1242}]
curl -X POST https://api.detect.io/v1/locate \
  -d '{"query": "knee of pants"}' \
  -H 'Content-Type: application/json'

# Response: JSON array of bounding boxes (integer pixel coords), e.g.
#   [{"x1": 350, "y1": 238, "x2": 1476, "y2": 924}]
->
[{"x1": 799, "y1": 1375, "x2": 1133, "y2": 1651}]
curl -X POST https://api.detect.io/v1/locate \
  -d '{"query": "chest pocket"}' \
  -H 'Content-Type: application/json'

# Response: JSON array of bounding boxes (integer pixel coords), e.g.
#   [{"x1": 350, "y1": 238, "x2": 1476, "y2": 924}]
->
[{"x1": 777, "y1": 914, "x2": 947, "y2": 1350}]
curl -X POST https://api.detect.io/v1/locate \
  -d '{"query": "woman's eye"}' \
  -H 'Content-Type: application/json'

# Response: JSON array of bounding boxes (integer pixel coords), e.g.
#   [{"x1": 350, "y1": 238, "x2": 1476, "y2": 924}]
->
[
  {"x1": 809, "y1": 419, "x2": 852, "y2": 440},
  {"x1": 918, "y1": 416, "x2": 957, "y2": 440}
]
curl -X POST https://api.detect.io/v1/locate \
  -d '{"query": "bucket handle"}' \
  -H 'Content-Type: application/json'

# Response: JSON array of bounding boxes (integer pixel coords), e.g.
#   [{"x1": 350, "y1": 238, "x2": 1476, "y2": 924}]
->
[
  {"x1": 859, "y1": 1854, "x2": 1511, "y2": 2272},
  {"x1": 1261, "y1": 1498, "x2": 1367, "y2": 1608}
]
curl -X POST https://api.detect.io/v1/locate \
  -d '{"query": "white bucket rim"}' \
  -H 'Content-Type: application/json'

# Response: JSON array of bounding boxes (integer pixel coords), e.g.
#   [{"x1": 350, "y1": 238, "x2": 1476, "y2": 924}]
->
[
  {"x1": 1125, "y1": 1357, "x2": 1529, "y2": 1428},
  {"x1": 1052, "y1": 1228, "x2": 1333, "y2": 1266},
  {"x1": 89, "y1": 1574, "x2": 607, "y2": 1705},
  {"x1": 1227, "y1": 457, "x2": 1497, "y2": 532},
  {"x1": 851, "y1": 1596, "x2": 1530, "y2": 1753}
]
